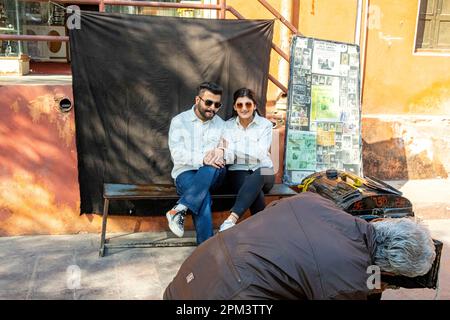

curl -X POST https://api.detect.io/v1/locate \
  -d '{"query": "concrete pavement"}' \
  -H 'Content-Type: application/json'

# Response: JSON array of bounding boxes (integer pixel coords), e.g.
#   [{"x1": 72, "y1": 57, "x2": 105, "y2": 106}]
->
[
  {"x1": 0, "y1": 231, "x2": 194, "y2": 300},
  {"x1": 0, "y1": 219, "x2": 449, "y2": 300},
  {"x1": 386, "y1": 179, "x2": 450, "y2": 220},
  {"x1": 1, "y1": 178, "x2": 449, "y2": 300}
]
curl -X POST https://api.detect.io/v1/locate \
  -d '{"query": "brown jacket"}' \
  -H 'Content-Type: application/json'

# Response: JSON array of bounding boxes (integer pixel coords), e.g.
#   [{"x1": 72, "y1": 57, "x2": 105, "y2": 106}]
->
[{"x1": 164, "y1": 192, "x2": 377, "y2": 300}]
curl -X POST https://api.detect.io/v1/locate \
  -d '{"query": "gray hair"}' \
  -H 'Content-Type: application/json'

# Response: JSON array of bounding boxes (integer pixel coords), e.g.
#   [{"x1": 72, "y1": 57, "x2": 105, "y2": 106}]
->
[{"x1": 372, "y1": 218, "x2": 436, "y2": 277}]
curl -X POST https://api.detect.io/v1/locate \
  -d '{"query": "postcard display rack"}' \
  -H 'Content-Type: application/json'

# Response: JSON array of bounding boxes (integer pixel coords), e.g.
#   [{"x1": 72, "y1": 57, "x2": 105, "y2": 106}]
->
[{"x1": 283, "y1": 36, "x2": 362, "y2": 185}]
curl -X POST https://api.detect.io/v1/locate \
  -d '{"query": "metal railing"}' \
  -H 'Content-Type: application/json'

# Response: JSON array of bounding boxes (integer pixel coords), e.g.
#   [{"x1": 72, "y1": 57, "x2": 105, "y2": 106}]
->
[{"x1": 0, "y1": 0, "x2": 298, "y2": 92}]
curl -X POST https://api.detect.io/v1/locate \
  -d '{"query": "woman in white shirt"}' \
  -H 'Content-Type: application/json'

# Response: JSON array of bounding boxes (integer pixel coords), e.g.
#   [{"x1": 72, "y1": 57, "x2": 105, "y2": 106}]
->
[{"x1": 219, "y1": 88, "x2": 275, "y2": 232}]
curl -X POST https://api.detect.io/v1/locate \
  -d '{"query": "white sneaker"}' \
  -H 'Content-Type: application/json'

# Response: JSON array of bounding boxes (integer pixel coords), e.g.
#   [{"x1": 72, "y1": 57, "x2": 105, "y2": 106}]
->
[
  {"x1": 166, "y1": 209, "x2": 186, "y2": 237},
  {"x1": 219, "y1": 219, "x2": 236, "y2": 232}
]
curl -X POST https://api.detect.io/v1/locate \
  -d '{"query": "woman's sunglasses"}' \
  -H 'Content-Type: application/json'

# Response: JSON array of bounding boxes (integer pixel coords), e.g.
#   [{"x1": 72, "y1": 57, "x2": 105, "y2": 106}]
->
[
  {"x1": 236, "y1": 102, "x2": 254, "y2": 109},
  {"x1": 198, "y1": 96, "x2": 222, "y2": 109}
]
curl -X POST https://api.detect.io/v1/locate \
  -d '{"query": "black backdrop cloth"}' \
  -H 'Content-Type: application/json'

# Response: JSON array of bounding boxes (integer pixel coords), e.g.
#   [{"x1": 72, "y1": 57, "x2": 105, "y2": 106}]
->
[{"x1": 69, "y1": 12, "x2": 274, "y2": 214}]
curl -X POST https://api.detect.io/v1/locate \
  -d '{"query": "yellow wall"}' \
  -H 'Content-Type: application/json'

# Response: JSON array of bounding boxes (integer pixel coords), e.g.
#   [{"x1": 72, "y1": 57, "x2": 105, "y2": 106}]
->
[
  {"x1": 297, "y1": 0, "x2": 358, "y2": 44},
  {"x1": 360, "y1": 0, "x2": 450, "y2": 178},
  {"x1": 230, "y1": 0, "x2": 450, "y2": 115},
  {"x1": 362, "y1": 0, "x2": 450, "y2": 115},
  {"x1": 228, "y1": 0, "x2": 359, "y2": 101}
]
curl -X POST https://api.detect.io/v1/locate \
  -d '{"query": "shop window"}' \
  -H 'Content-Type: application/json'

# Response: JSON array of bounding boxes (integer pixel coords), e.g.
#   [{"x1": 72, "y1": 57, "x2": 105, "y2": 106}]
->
[
  {"x1": 0, "y1": 1, "x2": 69, "y2": 59},
  {"x1": 0, "y1": 0, "x2": 217, "y2": 58},
  {"x1": 21, "y1": 2, "x2": 68, "y2": 62},
  {"x1": 105, "y1": 0, "x2": 216, "y2": 19},
  {"x1": 415, "y1": 0, "x2": 450, "y2": 51},
  {"x1": 0, "y1": 0, "x2": 22, "y2": 56}
]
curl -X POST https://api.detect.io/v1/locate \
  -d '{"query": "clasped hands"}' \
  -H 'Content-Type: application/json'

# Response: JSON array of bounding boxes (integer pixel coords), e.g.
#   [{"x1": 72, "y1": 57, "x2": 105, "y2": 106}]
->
[{"x1": 203, "y1": 138, "x2": 228, "y2": 169}]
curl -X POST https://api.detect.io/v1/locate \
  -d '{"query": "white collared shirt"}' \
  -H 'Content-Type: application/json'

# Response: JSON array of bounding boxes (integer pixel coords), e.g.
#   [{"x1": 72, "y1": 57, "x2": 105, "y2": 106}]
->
[
  {"x1": 223, "y1": 113, "x2": 273, "y2": 171},
  {"x1": 169, "y1": 105, "x2": 224, "y2": 179}
]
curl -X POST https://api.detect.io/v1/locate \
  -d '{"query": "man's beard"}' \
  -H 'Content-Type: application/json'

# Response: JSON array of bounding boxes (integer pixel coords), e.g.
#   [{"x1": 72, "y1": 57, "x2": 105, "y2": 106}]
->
[{"x1": 197, "y1": 104, "x2": 215, "y2": 120}]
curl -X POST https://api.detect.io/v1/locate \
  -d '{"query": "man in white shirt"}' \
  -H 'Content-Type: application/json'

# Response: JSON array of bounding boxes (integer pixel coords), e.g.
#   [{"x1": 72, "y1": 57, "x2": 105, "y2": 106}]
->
[{"x1": 167, "y1": 82, "x2": 227, "y2": 244}]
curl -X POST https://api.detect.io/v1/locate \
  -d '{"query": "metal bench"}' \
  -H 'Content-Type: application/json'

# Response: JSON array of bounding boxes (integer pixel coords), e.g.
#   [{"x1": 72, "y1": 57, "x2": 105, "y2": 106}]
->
[{"x1": 100, "y1": 183, "x2": 297, "y2": 256}]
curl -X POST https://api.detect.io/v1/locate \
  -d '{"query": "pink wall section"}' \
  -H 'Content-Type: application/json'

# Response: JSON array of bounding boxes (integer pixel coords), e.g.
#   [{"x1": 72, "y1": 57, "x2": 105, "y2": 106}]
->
[
  {"x1": 2, "y1": 86, "x2": 147, "y2": 235},
  {"x1": 0, "y1": 84, "x2": 232, "y2": 236}
]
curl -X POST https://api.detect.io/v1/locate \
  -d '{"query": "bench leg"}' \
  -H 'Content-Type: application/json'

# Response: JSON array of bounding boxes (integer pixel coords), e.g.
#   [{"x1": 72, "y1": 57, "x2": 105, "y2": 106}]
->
[{"x1": 99, "y1": 198, "x2": 109, "y2": 257}]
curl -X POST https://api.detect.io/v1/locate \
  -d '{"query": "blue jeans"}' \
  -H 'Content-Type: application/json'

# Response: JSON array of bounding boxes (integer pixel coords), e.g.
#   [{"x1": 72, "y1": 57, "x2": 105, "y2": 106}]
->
[{"x1": 175, "y1": 166, "x2": 226, "y2": 245}]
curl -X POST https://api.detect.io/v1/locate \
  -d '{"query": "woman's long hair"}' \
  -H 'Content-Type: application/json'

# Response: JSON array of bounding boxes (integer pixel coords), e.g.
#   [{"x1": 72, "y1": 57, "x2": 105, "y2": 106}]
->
[{"x1": 231, "y1": 88, "x2": 262, "y2": 118}]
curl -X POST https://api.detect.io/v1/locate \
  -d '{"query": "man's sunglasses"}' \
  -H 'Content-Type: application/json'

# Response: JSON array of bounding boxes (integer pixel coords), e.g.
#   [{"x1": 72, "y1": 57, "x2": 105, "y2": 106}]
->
[
  {"x1": 236, "y1": 102, "x2": 254, "y2": 109},
  {"x1": 198, "y1": 96, "x2": 222, "y2": 109}
]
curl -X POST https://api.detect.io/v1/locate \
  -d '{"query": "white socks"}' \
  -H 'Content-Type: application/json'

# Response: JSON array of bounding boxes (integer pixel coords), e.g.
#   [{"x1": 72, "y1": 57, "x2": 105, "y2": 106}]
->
[
  {"x1": 174, "y1": 203, "x2": 188, "y2": 212},
  {"x1": 228, "y1": 212, "x2": 239, "y2": 224}
]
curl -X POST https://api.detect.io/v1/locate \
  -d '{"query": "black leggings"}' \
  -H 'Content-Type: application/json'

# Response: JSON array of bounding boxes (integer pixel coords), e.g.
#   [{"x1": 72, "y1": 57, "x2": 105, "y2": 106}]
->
[{"x1": 226, "y1": 168, "x2": 275, "y2": 217}]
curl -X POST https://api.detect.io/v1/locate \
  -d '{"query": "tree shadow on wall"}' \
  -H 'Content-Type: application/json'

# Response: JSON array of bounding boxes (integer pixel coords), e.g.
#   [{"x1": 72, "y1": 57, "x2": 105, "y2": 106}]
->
[
  {"x1": 362, "y1": 138, "x2": 409, "y2": 189},
  {"x1": 363, "y1": 137, "x2": 448, "y2": 190}
]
